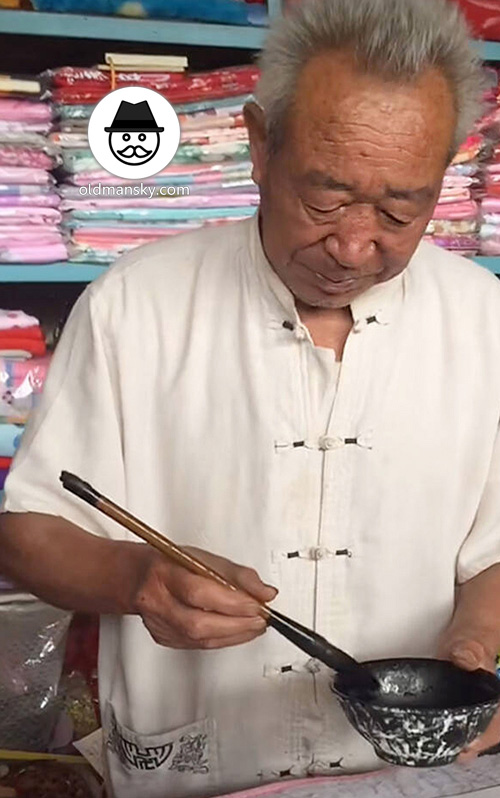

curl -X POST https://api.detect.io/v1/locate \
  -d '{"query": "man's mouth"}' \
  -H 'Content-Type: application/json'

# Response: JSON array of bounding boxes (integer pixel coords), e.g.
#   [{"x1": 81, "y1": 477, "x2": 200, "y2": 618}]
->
[
  {"x1": 300, "y1": 261, "x2": 361, "y2": 292},
  {"x1": 117, "y1": 145, "x2": 152, "y2": 158},
  {"x1": 315, "y1": 276, "x2": 359, "y2": 294}
]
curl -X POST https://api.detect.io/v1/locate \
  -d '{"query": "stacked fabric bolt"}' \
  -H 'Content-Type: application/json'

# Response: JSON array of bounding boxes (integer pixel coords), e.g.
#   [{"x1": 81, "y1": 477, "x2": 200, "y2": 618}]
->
[
  {"x1": 424, "y1": 135, "x2": 482, "y2": 256},
  {"x1": 0, "y1": 309, "x2": 50, "y2": 467},
  {"x1": 425, "y1": 68, "x2": 500, "y2": 258},
  {"x1": 479, "y1": 70, "x2": 500, "y2": 256},
  {"x1": 0, "y1": 79, "x2": 67, "y2": 265},
  {"x1": 46, "y1": 64, "x2": 260, "y2": 264}
]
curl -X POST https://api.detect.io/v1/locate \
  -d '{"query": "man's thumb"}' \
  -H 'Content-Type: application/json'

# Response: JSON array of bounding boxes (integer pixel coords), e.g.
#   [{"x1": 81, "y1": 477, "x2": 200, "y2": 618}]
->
[{"x1": 449, "y1": 642, "x2": 483, "y2": 671}]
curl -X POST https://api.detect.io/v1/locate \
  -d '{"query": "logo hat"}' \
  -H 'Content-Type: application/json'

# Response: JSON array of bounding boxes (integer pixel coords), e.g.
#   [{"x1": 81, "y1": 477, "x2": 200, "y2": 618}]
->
[{"x1": 104, "y1": 100, "x2": 165, "y2": 133}]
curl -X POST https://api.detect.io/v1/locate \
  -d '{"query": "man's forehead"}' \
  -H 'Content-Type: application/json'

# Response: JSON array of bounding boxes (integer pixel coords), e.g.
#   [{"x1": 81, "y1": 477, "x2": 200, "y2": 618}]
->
[{"x1": 288, "y1": 51, "x2": 456, "y2": 155}]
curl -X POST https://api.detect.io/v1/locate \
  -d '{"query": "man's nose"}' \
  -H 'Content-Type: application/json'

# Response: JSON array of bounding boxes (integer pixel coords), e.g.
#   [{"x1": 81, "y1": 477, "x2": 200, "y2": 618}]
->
[{"x1": 324, "y1": 206, "x2": 380, "y2": 273}]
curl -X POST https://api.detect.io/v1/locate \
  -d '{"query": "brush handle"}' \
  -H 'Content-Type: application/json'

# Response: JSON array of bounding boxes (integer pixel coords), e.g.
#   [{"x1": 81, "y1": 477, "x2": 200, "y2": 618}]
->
[
  {"x1": 60, "y1": 471, "x2": 239, "y2": 594},
  {"x1": 60, "y1": 471, "x2": 377, "y2": 689}
]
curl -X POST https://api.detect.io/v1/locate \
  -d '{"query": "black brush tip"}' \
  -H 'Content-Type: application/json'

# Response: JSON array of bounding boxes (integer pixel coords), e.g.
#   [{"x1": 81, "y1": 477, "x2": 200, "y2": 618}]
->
[{"x1": 60, "y1": 471, "x2": 101, "y2": 507}]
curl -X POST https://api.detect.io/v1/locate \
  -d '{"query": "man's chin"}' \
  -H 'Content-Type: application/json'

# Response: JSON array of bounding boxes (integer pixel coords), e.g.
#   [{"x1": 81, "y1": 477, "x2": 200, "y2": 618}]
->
[{"x1": 294, "y1": 286, "x2": 361, "y2": 310}]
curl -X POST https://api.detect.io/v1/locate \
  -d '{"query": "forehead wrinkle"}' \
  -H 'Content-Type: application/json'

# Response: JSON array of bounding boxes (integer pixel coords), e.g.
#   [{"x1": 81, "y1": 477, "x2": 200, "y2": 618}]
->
[
  {"x1": 304, "y1": 131, "x2": 436, "y2": 169},
  {"x1": 310, "y1": 120, "x2": 431, "y2": 151}
]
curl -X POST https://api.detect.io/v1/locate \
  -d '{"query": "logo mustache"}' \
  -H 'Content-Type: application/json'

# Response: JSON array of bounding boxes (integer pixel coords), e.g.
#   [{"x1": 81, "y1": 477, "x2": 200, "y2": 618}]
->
[{"x1": 116, "y1": 144, "x2": 152, "y2": 158}]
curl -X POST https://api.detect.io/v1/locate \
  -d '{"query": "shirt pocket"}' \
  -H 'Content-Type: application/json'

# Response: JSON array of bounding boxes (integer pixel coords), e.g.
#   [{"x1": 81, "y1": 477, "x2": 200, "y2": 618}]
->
[{"x1": 103, "y1": 702, "x2": 220, "y2": 798}]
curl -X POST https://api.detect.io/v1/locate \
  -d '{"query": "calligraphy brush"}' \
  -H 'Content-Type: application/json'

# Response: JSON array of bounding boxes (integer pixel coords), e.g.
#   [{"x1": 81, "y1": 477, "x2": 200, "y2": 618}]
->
[{"x1": 60, "y1": 471, "x2": 378, "y2": 692}]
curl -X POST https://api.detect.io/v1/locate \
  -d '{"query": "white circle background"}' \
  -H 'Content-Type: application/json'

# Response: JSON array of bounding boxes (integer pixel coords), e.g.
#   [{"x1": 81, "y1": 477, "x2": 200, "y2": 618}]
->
[{"x1": 88, "y1": 86, "x2": 180, "y2": 180}]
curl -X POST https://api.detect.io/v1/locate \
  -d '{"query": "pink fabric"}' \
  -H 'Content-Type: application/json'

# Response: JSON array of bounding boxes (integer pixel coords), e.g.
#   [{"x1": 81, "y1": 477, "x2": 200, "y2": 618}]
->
[
  {"x1": 0, "y1": 309, "x2": 40, "y2": 331},
  {"x1": 0, "y1": 167, "x2": 53, "y2": 185},
  {"x1": 0, "y1": 146, "x2": 53, "y2": 170},
  {"x1": 0, "y1": 225, "x2": 61, "y2": 235},
  {"x1": 480, "y1": 240, "x2": 500, "y2": 255},
  {"x1": 61, "y1": 194, "x2": 259, "y2": 211},
  {"x1": 437, "y1": 189, "x2": 472, "y2": 203},
  {"x1": 0, "y1": 122, "x2": 51, "y2": 135},
  {"x1": 180, "y1": 128, "x2": 249, "y2": 145},
  {"x1": 72, "y1": 227, "x2": 197, "y2": 244},
  {"x1": 0, "y1": 243, "x2": 68, "y2": 263},
  {"x1": 214, "y1": 770, "x2": 387, "y2": 798},
  {"x1": 431, "y1": 200, "x2": 478, "y2": 220},
  {"x1": 482, "y1": 198, "x2": 500, "y2": 213},
  {"x1": 0, "y1": 207, "x2": 61, "y2": 224},
  {"x1": 0, "y1": 194, "x2": 60, "y2": 208},
  {"x1": 0, "y1": 231, "x2": 63, "y2": 245},
  {"x1": 0, "y1": 100, "x2": 51, "y2": 122},
  {"x1": 179, "y1": 112, "x2": 244, "y2": 131},
  {"x1": 442, "y1": 175, "x2": 474, "y2": 188},
  {"x1": 71, "y1": 162, "x2": 251, "y2": 186}
]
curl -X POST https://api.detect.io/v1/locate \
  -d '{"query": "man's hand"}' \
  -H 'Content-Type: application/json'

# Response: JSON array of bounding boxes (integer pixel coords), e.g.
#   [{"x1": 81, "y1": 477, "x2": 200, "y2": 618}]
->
[
  {"x1": 134, "y1": 546, "x2": 278, "y2": 650},
  {"x1": 438, "y1": 634, "x2": 500, "y2": 762}
]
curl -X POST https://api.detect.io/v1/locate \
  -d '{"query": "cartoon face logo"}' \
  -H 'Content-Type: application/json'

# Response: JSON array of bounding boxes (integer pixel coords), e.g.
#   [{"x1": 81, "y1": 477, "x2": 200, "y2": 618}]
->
[
  {"x1": 104, "y1": 99, "x2": 164, "y2": 169},
  {"x1": 88, "y1": 87, "x2": 180, "y2": 180},
  {"x1": 109, "y1": 131, "x2": 160, "y2": 166}
]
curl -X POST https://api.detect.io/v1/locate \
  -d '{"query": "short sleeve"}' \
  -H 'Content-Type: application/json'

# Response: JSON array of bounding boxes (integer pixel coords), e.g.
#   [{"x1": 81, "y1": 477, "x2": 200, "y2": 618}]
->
[
  {"x1": 457, "y1": 423, "x2": 500, "y2": 583},
  {"x1": 2, "y1": 285, "x2": 125, "y2": 539}
]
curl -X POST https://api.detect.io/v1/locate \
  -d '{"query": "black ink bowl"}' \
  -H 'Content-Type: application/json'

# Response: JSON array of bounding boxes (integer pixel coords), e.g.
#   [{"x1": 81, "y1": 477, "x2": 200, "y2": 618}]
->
[{"x1": 332, "y1": 658, "x2": 500, "y2": 767}]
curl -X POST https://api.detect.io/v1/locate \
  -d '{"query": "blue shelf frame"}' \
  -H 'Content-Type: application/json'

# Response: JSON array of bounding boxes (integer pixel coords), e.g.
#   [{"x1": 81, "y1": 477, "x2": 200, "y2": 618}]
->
[
  {"x1": 473, "y1": 257, "x2": 500, "y2": 274},
  {"x1": 0, "y1": 257, "x2": 497, "y2": 283},
  {"x1": 0, "y1": 263, "x2": 107, "y2": 282},
  {"x1": 0, "y1": 9, "x2": 269, "y2": 48},
  {"x1": 0, "y1": 9, "x2": 497, "y2": 53},
  {"x1": 472, "y1": 40, "x2": 500, "y2": 61}
]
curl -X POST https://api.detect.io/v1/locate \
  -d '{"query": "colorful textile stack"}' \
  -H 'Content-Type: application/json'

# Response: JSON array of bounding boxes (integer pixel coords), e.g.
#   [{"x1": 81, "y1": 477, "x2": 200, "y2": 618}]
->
[
  {"x1": 0, "y1": 310, "x2": 50, "y2": 464},
  {"x1": 426, "y1": 68, "x2": 500, "y2": 258},
  {"x1": 479, "y1": 70, "x2": 500, "y2": 256},
  {"x1": 47, "y1": 64, "x2": 260, "y2": 264},
  {"x1": 0, "y1": 80, "x2": 67, "y2": 265},
  {"x1": 0, "y1": 309, "x2": 47, "y2": 359},
  {"x1": 425, "y1": 135, "x2": 482, "y2": 256}
]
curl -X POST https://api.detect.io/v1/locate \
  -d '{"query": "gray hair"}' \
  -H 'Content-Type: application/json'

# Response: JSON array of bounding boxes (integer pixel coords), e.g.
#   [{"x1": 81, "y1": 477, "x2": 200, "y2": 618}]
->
[{"x1": 255, "y1": 0, "x2": 483, "y2": 156}]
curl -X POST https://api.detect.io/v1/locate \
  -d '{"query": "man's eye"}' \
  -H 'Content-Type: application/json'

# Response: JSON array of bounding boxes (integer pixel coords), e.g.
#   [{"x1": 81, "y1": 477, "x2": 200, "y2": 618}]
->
[
  {"x1": 383, "y1": 211, "x2": 411, "y2": 227},
  {"x1": 305, "y1": 203, "x2": 342, "y2": 214}
]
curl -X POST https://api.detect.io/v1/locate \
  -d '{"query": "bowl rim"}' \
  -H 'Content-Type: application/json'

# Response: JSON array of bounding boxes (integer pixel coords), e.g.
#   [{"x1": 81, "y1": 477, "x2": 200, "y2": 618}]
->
[{"x1": 332, "y1": 657, "x2": 500, "y2": 712}]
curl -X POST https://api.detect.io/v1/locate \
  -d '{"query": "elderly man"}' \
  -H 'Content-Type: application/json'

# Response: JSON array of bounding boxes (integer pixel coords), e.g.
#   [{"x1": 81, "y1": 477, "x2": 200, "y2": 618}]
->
[{"x1": 1, "y1": 0, "x2": 500, "y2": 795}]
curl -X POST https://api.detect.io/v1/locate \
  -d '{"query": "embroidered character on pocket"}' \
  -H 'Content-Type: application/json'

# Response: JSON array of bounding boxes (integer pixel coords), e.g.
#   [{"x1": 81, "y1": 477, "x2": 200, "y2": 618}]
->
[
  {"x1": 107, "y1": 711, "x2": 173, "y2": 771},
  {"x1": 169, "y1": 733, "x2": 209, "y2": 774}
]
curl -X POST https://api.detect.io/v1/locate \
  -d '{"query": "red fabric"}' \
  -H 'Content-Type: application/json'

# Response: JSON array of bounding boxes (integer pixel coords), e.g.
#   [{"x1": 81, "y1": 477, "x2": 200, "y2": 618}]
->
[
  {"x1": 455, "y1": 0, "x2": 500, "y2": 41},
  {"x1": 0, "y1": 457, "x2": 12, "y2": 469},
  {"x1": 0, "y1": 325, "x2": 43, "y2": 341},
  {"x1": 0, "y1": 337, "x2": 46, "y2": 356},
  {"x1": 50, "y1": 65, "x2": 259, "y2": 106}
]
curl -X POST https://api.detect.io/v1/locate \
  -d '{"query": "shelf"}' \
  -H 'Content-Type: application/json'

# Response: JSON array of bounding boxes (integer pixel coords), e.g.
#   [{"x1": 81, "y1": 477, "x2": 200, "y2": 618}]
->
[
  {"x1": 0, "y1": 263, "x2": 107, "y2": 282},
  {"x1": 0, "y1": 9, "x2": 267, "y2": 48},
  {"x1": 1, "y1": 11, "x2": 500, "y2": 56},
  {"x1": 472, "y1": 40, "x2": 500, "y2": 61},
  {"x1": 0, "y1": 257, "x2": 497, "y2": 283},
  {"x1": 472, "y1": 256, "x2": 500, "y2": 274}
]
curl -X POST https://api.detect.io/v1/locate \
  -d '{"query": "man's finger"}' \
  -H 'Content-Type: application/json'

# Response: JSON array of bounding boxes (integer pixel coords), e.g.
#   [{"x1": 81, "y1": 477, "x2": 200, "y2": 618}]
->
[
  {"x1": 230, "y1": 563, "x2": 278, "y2": 604},
  {"x1": 166, "y1": 601, "x2": 267, "y2": 643},
  {"x1": 448, "y1": 639, "x2": 487, "y2": 672},
  {"x1": 458, "y1": 708, "x2": 500, "y2": 763},
  {"x1": 166, "y1": 568, "x2": 263, "y2": 617},
  {"x1": 202, "y1": 628, "x2": 267, "y2": 649},
  {"x1": 187, "y1": 546, "x2": 279, "y2": 605}
]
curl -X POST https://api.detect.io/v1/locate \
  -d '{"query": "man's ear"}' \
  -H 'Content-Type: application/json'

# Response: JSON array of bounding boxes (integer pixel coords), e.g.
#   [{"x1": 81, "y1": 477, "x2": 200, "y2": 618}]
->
[{"x1": 244, "y1": 101, "x2": 268, "y2": 186}]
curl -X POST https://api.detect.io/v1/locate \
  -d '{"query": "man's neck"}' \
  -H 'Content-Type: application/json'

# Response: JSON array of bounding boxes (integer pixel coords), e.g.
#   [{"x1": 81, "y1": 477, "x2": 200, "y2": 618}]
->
[{"x1": 296, "y1": 302, "x2": 353, "y2": 358}]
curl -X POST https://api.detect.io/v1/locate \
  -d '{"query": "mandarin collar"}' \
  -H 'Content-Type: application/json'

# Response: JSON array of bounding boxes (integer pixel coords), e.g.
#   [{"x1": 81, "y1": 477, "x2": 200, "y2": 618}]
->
[{"x1": 248, "y1": 210, "x2": 408, "y2": 328}]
